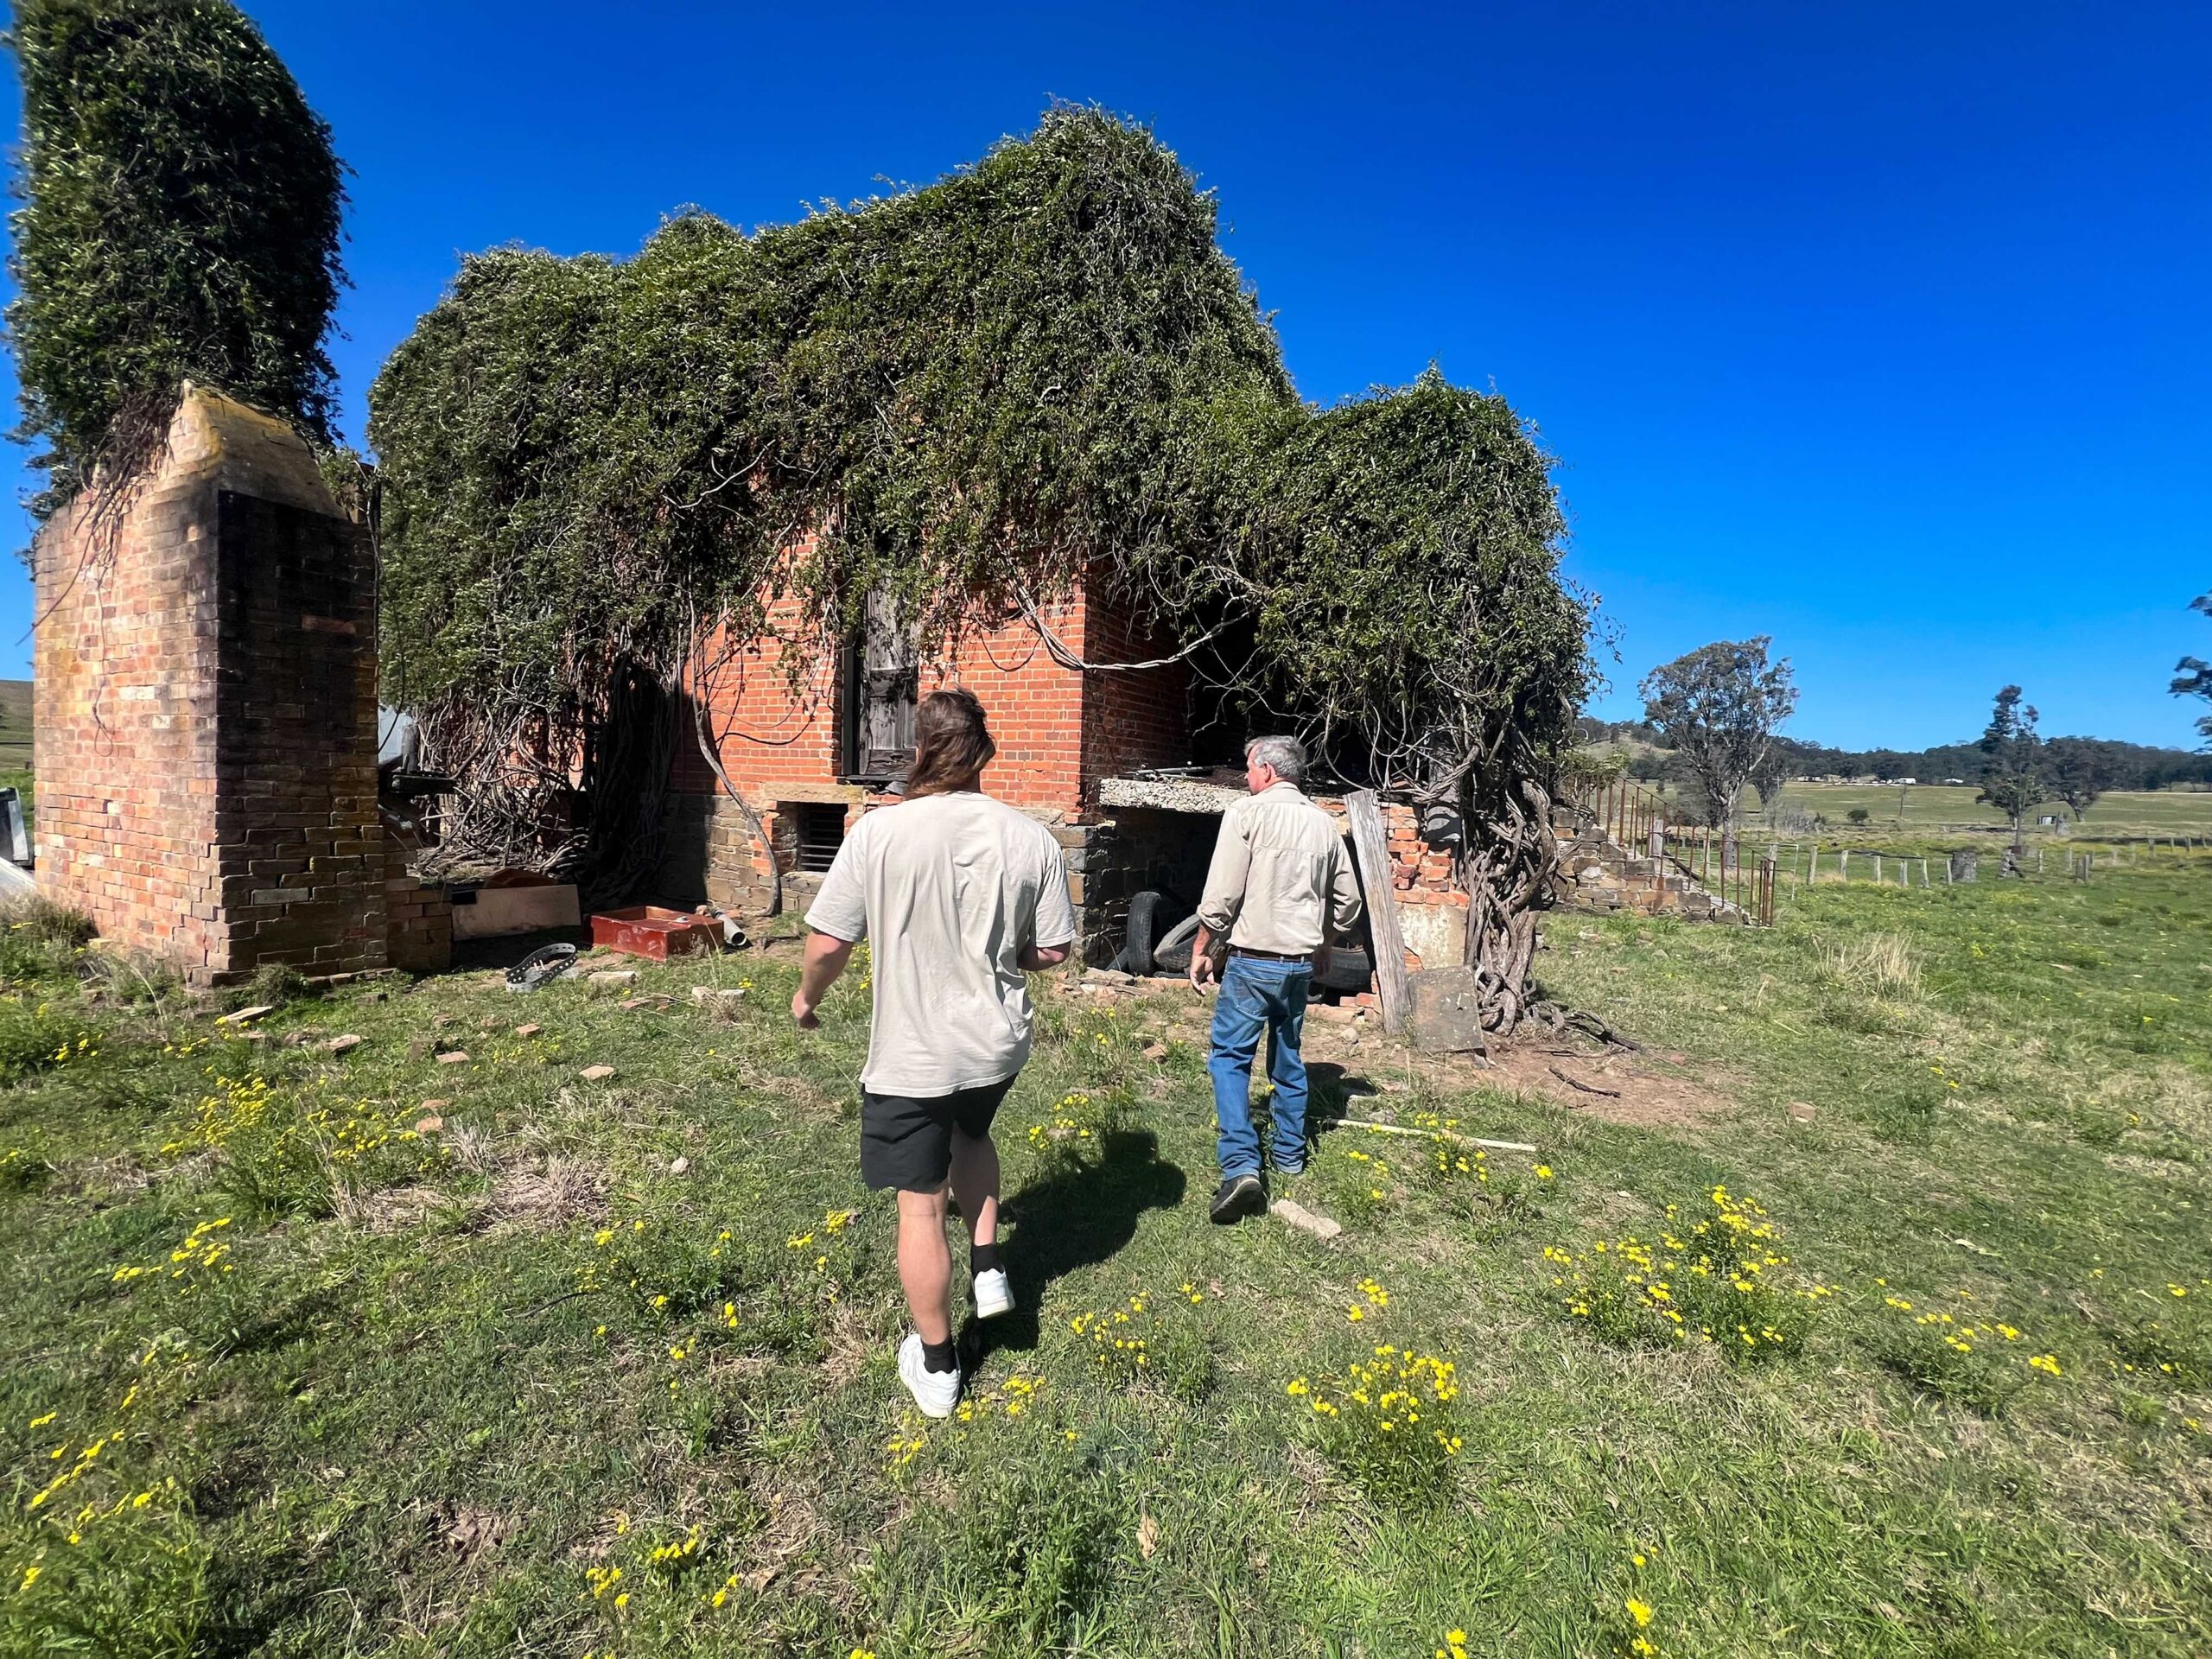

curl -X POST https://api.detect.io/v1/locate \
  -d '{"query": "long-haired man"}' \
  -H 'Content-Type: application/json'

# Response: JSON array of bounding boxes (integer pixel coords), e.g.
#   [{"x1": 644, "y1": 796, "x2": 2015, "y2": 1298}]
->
[{"x1": 793, "y1": 689, "x2": 1076, "y2": 1415}]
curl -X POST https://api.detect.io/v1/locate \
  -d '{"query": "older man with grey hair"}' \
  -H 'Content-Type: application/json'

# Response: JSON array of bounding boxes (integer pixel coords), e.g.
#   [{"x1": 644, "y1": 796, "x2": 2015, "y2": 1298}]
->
[{"x1": 1190, "y1": 735, "x2": 1364, "y2": 1224}]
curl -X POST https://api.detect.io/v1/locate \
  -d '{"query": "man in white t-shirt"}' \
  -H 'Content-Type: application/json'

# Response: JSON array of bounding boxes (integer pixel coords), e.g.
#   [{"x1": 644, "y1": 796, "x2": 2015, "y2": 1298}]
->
[{"x1": 792, "y1": 689, "x2": 1077, "y2": 1417}]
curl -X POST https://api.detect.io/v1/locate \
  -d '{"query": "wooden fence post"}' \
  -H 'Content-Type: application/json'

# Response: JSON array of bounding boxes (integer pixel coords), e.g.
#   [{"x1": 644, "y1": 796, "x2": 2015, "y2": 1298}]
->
[{"x1": 1344, "y1": 790, "x2": 1411, "y2": 1036}]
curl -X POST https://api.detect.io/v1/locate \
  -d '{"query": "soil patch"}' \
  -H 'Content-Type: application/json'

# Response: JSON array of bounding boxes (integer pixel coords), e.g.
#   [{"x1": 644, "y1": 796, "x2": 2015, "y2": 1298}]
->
[
  {"x1": 1300, "y1": 1020, "x2": 1733, "y2": 1130},
  {"x1": 1478, "y1": 1041, "x2": 1733, "y2": 1129}
]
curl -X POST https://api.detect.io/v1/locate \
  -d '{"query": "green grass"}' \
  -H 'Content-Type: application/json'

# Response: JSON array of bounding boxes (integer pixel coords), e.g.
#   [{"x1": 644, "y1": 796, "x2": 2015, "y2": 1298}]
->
[
  {"x1": 0, "y1": 680, "x2": 29, "y2": 773},
  {"x1": 1758, "y1": 781, "x2": 2212, "y2": 838},
  {"x1": 0, "y1": 865, "x2": 2208, "y2": 1657}
]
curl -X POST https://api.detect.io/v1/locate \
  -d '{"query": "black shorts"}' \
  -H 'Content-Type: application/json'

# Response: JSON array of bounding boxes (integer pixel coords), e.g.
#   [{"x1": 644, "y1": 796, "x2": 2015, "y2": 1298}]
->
[{"x1": 860, "y1": 1076, "x2": 1017, "y2": 1192}]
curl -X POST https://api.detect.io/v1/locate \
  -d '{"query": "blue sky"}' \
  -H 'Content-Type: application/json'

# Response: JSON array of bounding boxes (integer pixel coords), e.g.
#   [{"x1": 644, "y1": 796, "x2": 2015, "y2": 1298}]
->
[{"x1": 3, "y1": 0, "x2": 2206, "y2": 750}]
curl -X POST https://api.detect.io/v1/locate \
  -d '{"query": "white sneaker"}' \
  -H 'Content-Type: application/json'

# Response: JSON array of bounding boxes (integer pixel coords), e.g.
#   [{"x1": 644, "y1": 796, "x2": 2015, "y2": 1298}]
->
[
  {"x1": 897, "y1": 1332, "x2": 962, "y2": 1419},
  {"x1": 973, "y1": 1267, "x2": 1014, "y2": 1319}
]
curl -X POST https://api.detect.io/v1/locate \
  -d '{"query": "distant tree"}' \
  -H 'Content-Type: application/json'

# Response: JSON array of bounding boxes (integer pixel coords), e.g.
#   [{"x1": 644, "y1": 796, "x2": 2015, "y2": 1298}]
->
[
  {"x1": 1637, "y1": 638, "x2": 1799, "y2": 830},
  {"x1": 2173, "y1": 593, "x2": 2212, "y2": 748},
  {"x1": 2045, "y1": 736, "x2": 2117, "y2": 819},
  {"x1": 1847, "y1": 807, "x2": 1870, "y2": 824},
  {"x1": 5, "y1": 0, "x2": 346, "y2": 512},
  {"x1": 1976, "y1": 686, "x2": 2045, "y2": 849}
]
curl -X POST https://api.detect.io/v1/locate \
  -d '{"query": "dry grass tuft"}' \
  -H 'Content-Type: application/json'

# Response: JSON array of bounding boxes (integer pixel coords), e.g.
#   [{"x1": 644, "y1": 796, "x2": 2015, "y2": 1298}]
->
[
  {"x1": 484, "y1": 1157, "x2": 605, "y2": 1229},
  {"x1": 1827, "y1": 932, "x2": 1923, "y2": 997}
]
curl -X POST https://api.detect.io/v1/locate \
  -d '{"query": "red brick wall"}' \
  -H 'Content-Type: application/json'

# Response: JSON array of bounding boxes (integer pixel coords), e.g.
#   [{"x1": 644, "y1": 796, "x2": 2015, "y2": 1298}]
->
[
  {"x1": 1079, "y1": 569, "x2": 1192, "y2": 790},
  {"x1": 34, "y1": 467, "x2": 224, "y2": 969},
  {"x1": 33, "y1": 390, "x2": 388, "y2": 983},
  {"x1": 657, "y1": 559, "x2": 1188, "y2": 912},
  {"x1": 383, "y1": 829, "x2": 452, "y2": 973}
]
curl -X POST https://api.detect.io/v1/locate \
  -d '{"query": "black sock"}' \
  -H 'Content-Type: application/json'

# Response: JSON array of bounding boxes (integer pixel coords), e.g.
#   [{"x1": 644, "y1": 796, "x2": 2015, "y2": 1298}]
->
[
  {"x1": 971, "y1": 1241, "x2": 1003, "y2": 1274},
  {"x1": 920, "y1": 1336, "x2": 958, "y2": 1375}
]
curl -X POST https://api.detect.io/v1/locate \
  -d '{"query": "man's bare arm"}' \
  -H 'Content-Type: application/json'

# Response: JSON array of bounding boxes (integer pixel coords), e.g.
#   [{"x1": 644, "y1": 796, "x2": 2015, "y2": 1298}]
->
[
  {"x1": 1188, "y1": 924, "x2": 1219, "y2": 988},
  {"x1": 1020, "y1": 941, "x2": 1072, "y2": 971},
  {"x1": 791, "y1": 931, "x2": 857, "y2": 1029}
]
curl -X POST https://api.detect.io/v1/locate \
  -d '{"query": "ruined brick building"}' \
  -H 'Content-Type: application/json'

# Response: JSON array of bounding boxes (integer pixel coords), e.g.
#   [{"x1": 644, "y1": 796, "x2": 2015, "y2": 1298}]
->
[
  {"x1": 652, "y1": 551, "x2": 1470, "y2": 978},
  {"x1": 29, "y1": 389, "x2": 1464, "y2": 988}
]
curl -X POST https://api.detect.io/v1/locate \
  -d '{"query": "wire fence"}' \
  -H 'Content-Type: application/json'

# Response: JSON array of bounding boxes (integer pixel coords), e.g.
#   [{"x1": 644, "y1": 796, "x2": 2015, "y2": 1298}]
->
[
  {"x1": 1573, "y1": 778, "x2": 2207, "y2": 926},
  {"x1": 1764, "y1": 838, "x2": 2208, "y2": 890}
]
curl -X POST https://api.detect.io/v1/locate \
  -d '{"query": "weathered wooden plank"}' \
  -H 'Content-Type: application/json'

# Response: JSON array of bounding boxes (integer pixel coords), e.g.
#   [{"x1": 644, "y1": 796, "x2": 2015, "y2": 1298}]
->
[{"x1": 1343, "y1": 788, "x2": 1411, "y2": 1035}]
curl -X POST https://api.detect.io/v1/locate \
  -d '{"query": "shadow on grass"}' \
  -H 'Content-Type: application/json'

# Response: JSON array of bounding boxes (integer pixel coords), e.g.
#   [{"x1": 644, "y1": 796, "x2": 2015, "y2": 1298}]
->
[
  {"x1": 964, "y1": 1128, "x2": 1185, "y2": 1368},
  {"x1": 1302, "y1": 1060, "x2": 1381, "y2": 1134}
]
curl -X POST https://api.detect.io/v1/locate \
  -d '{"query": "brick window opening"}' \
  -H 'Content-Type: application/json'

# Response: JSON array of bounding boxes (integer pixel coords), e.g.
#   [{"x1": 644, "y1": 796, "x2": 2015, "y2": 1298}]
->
[{"x1": 791, "y1": 803, "x2": 849, "y2": 874}]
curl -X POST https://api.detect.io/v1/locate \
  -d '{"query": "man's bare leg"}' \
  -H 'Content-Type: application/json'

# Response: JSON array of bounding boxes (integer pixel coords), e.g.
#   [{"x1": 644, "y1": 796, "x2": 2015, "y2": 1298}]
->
[
  {"x1": 895, "y1": 1186, "x2": 954, "y2": 1345},
  {"x1": 948, "y1": 1129, "x2": 1000, "y2": 1251}
]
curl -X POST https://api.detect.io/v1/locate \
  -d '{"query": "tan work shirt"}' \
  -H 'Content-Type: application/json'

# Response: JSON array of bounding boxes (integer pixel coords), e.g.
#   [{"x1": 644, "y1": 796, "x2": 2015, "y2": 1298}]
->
[
  {"x1": 1195, "y1": 781, "x2": 1363, "y2": 956},
  {"x1": 805, "y1": 791, "x2": 1076, "y2": 1096}
]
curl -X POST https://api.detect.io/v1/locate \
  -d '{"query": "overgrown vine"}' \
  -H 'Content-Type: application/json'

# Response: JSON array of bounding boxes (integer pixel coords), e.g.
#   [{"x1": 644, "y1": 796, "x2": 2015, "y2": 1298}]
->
[
  {"x1": 6, "y1": 0, "x2": 346, "y2": 519},
  {"x1": 371, "y1": 107, "x2": 1592, "y2": 1035}
]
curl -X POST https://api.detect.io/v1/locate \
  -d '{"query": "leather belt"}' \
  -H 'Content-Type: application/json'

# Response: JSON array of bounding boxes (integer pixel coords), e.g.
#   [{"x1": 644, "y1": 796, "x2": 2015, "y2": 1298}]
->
[{"x1": 1230, "y1": 946, "x2": 1312, "y2": 963}]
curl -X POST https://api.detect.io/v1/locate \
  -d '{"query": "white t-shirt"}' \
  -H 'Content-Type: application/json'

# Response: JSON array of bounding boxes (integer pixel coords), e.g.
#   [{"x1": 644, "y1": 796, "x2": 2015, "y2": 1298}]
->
[{"x1": 804, "y1": 791, "x2": 1077, "y2": 1097}]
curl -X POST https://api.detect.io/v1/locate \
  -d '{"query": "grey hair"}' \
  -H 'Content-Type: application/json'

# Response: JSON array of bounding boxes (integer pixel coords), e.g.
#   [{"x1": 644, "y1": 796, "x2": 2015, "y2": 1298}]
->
[{"x1": 1245, "y1": 735, "x2": 1307, "y2": 783}]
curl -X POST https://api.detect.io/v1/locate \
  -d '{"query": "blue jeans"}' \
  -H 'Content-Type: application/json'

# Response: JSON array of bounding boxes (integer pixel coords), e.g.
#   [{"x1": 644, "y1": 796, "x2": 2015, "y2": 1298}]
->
[{"x1": 1208, "y1": 955, "x2": 1313, "y2": 1179}]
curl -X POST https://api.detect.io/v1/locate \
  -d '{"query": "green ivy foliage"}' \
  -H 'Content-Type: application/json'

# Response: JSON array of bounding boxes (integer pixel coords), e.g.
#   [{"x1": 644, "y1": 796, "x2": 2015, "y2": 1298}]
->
[
  {"x1": 371, "y1": 107, "x2": 1588, "y2": 869},
  {"x1": 371, "y1": 110, "x2": 1284, "y2": 706},
  {"x1": 6, "y1": 0, "x2": 346, "y2": 510},
  {"x1": 1224, "y1": 370, "x2": 1590, "y2": 795}
]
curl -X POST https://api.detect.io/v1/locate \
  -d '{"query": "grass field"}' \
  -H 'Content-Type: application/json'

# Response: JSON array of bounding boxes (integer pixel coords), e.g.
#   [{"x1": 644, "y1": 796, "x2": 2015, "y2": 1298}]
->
[
  {"x1": 0, "y1": 680, "x2": 29, "y2": 773},
  {"x1": 0, "y1": 860, "x2": 2207, "y2": 1657},
  {"x1": 1755, "y1": 782, "x2": 2212, "y2": 838}
]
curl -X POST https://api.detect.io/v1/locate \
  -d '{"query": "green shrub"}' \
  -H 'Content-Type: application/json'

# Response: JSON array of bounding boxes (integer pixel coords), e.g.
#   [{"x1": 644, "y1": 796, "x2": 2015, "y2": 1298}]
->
[
  {"x1": 1064, "y1": 1287, "x2": 1213, "y2": 1402},
  {"x1": 1286, "y1": 1341, "x2": 1470, "y2": 1505},
  {"x1": 0, "y1": 899, "x2": 93, "y2": 986},
  {"x1": 1547, "y1": 1185, "x2": 1832, "y2": 1366},
  {"x1": 0, "y1": 1001, "x2": 101, "y2": 1082},
  {"x1": 1409, "y1": 1122, "x2": 1544, "y2": 1236},
  {"x1": 166, "y1": 1071, "x2": 447, "y2": 1222},
  {"x1": 1865, "y1": 1290, "x2": 2058, "y2": 1414},
  {"x1": 869, "y1": 1437, "x2": 1122, "y2": 1650},
  {"x1": 2101, "y1": 1284, "x2": 2211, "y2": 1386},
  {"x1": 236, "y1": 961, "x2": 308, "y2": 1013}
]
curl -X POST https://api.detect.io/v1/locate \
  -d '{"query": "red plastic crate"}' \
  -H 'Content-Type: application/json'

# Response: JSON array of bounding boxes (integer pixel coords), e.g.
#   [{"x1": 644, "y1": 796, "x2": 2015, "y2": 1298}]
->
[{"x1": 589, "y1": 906, "x2": 722, "y2": 961}]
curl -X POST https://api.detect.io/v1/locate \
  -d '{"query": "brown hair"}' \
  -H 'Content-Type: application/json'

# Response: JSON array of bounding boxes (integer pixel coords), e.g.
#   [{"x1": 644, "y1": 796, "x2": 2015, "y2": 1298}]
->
[{"x1": 902, "y1": 687, "x2": 997, "y2": 797}]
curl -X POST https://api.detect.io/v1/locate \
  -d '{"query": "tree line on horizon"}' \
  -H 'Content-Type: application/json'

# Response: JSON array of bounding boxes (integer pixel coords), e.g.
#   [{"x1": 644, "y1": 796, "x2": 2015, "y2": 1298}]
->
[{"x1": 1579, "y1": 718, "x2": 2212, "y2": 794}]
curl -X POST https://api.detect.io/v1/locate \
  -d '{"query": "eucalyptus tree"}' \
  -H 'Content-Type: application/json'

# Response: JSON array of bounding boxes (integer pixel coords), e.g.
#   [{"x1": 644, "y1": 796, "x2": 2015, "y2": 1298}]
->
[
  {"x1": 1637, "y1": 639, "x2": 1799, "y2": 831},
  {"x1": 2174, "y1": 593, "x2": 2212, "y2": 747},
  {"x1": 1976, "y1": 686, "x2": 2045, "y2": 849}
]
